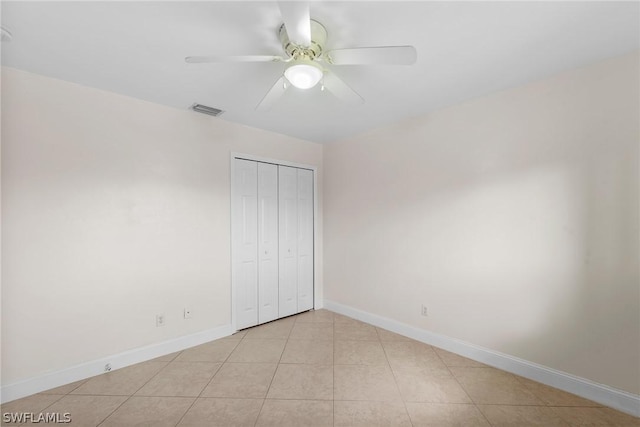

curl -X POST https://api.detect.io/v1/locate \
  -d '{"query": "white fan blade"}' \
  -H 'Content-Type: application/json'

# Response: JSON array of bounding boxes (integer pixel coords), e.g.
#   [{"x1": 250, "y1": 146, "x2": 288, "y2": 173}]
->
[
  {"x1": 325, "y1": 46, "x2": 417, "y2": 65},
  {"x1": 1, "y1": 26, "x2": 12, "y2": 42},
  {"x1": 186, "y1": 55, "x2": 283, "y2": 63},
  {"x1": 323, "y1": 72, "x2": 364, "y2": 105},
  {"x1": 256, "y1": 76, "x2": 288, "y2": 110},
  {"x1": 278, "y1": 1, "x2": 311, "y2": 47}
]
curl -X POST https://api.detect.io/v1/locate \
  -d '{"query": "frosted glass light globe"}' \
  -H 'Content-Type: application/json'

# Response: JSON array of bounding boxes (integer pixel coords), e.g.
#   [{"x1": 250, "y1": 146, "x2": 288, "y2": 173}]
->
[{"x1": 284, "y1": 59, "x2": 323, "y2": 89}]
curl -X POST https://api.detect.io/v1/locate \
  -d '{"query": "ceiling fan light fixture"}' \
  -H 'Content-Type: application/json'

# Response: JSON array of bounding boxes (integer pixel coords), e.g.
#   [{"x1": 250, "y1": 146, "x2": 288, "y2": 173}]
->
[{"x1": 284, "y1": 59, "x2": 323, "y2": 89}]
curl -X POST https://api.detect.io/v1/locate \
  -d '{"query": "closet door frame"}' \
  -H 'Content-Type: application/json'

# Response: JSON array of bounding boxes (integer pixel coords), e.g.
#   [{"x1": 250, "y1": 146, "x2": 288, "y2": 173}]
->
[{"x1": 230, "y1": 152, "x2": 318, "y2": 333}]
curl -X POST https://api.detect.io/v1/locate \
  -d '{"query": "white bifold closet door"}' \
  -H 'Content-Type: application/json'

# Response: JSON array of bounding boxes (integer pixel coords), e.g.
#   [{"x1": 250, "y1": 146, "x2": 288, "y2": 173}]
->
[
  {"x1": 233, "y1": 159, "x2": 259, "y2": 330},
  {"x1": 278, "y1": 166, "x2": 299, "y2": 317},
  {"x1": 233, "y1": 159, "x2": 314, "y2": 330},
  {"x1": 257, "y1": 162, "x2": 279, "y2": 324},
  {"x1": 277, "y1": 166, "x2": 314, "y2": 317},
  {"x1": 296, "y1": 168, "x2": 314, "y2": 312}
]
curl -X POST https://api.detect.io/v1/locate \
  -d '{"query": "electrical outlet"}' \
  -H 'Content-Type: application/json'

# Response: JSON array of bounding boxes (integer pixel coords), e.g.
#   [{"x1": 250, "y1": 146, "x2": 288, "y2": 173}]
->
[
  {"x1": 156, "y1": 314, "x2": 165, "y2": 327},
  {"x1": 421, "y1": 305, "x2": 428, "y2": 317},
  {"x1": 184, "y1": 308, "x2": 192, "y2": 319}
]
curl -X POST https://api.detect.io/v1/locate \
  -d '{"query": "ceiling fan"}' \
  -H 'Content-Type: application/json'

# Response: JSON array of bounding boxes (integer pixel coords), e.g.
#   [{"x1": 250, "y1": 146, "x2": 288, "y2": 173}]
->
[{"x1": 185, "y1": 2, "x2": 417, "y2": 110}]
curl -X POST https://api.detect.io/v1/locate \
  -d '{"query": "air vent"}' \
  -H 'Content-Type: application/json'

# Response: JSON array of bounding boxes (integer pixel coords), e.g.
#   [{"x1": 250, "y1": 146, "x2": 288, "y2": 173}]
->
[{"x1": 190, "y1": 103, "x2": 224, "y2": 117}]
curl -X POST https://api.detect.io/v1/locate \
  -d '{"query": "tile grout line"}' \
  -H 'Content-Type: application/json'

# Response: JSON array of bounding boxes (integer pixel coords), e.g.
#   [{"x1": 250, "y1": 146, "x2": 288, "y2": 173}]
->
[
  {"x1": 95, "y1": 358, "x2": 174, "y2": 427},
  {"x1": 377, "y1": 331, "x2": 415, "y2": 427},
  {"x1": 173, "y1": 327, "x2": 245, "y2": 426},
  {"x1": 83, "y1": 352, "x2": 179, "y2": 426},
  {"x1": 442, "y1": 362, "x2": 580, "y2": 425},
  {"x1": 131, "y1": 354, "x2": 196, "y2": 427},
  {"x1": 78, "y1": 394, "x2": 126, "y2": 427},
  {"x1": 19, "y1": 393, "x2": 68, "y2": 425},
  {"x1": 511, "y1": 371, "x2": 564, "y2": 409},
  {"x1": 432, "y1": 347, "x2": 494, "y2": 426},
  {"x1": 176, "y1": 320, "x2": 268, "y2": 426},
  {"x1": 5, "y1": 377, "x2": 87, "y2": 424},
  {"x1": 251, "y1": 317, "x2": 293, "y2": 427},
  {"x1": 196, "y1": 335, "x2": 241, "y2": 393},
  {"x1": 176, "y1": 318, "x2": 288, "y2": 427}
]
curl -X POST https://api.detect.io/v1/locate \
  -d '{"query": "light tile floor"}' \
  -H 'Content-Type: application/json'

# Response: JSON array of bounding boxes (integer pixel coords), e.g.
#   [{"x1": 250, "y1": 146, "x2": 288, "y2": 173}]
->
[{"x1": 2, "y1": 310, "x2": 639, "y2": 426}]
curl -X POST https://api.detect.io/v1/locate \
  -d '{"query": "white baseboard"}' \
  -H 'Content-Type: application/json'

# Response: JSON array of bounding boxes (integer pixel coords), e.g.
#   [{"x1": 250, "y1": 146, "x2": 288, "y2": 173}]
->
[
  {"x1": 324, "y1": 299, "x2": 640, "y2": 417},
  {"x1": 1, "y1": 324, "x2": 233, "y2": 404}
]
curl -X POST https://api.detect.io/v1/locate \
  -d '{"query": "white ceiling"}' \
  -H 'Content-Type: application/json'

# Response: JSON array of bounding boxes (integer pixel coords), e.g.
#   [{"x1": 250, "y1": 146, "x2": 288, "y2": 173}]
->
[{"x1": 2, "y1": 1, "x2": 638, "y2": 143}]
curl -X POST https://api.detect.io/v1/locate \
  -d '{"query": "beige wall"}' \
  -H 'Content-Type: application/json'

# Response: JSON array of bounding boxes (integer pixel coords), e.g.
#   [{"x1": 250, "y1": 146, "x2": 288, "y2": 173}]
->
[
  {"x1": 324, "y1": 52, "x2": 639, "y2": 394},
  {"x1": 1, "y1": 68, "x2": 323, "y2": 384},
  {"x1": 3, "y1": 50, "x2": 638, "y2": 396}
]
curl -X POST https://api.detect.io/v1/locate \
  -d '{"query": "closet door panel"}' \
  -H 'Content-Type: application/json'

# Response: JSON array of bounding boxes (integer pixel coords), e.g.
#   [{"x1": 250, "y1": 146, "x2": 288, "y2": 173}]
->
[
  {"x1": 297, "y1": 168, "x2": 314, "y2": 312},
  {"x1": 233, "y1": 159, "x2": 258, "y2": 329},
  {"x1": 278, "y1": 166, "x2": 298, "y2": 317},
  {"x1": 257, "y1": 162, "x2": 279, "y2": 324}
]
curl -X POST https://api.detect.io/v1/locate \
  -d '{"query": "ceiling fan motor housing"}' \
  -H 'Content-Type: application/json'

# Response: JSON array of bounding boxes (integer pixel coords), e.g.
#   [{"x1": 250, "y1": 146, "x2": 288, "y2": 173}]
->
[{"x1": 279, "y1": 19, "x2": 327, "y2": 60}]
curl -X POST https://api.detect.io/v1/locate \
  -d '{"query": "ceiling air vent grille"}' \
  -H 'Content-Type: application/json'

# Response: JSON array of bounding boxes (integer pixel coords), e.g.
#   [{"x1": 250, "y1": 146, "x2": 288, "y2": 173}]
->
[{"x1": 191, "y1": 103, "x2": 224, "y2": 117}]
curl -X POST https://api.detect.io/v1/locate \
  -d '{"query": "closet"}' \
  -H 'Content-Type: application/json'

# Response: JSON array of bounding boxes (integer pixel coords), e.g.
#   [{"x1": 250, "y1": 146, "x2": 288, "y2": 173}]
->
[{"x1": 232, "y1": 158, "x2": 314, "y2": 330}]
